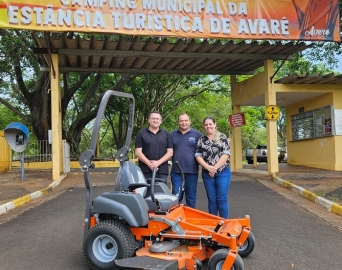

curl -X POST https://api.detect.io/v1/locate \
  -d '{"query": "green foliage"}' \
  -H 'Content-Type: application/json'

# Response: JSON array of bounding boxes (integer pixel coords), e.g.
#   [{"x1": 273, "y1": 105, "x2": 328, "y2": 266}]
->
[
  {"x1": 2, "y1": 30, "x2": 342, "y2": 159},
  {"x1": 274, "y1": 54, "x2": 333, "y2": 79},
  {"x1": 166, "y1": 81, "x2": 232, "y2": 135},
  {"x1": 240, "y1": 106, "x2": 266, "y2": 149},
  {"x1": 0, "y1": 105, "x2": 22, "y2": 129},
  {"x1": 305, "y1": 42, "x2": 341, "y2": 71}
]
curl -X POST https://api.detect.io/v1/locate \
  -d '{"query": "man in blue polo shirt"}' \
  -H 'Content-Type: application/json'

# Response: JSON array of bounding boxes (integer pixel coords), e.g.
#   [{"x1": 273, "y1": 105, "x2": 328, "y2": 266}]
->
[
  {"x1": 171, "y1": 113, "x2": 202, "y2": 208},
  {"x1": 135, "y1": 111, "x2": 173, "y2": 185}
]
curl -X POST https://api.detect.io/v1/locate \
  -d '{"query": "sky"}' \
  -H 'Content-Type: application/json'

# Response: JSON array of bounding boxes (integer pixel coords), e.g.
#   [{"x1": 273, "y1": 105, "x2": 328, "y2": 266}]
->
[{"x1": 337, "y1": 55, "x2": 342, "y2": 73}]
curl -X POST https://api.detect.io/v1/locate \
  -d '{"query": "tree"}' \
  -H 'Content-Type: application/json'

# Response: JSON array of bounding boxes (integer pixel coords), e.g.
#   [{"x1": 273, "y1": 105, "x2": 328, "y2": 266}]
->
[
  {"x1": 0, "y1": 30, "x2": 137, "y2": 155},
  {"x1": 0, "y1": 31, "x2": 226, "y2": 156},
  {"x1": 95, "y1": 74, "x2": 223, "y2": 153},
  {"x1": 2, "y1": 29, "x2": 341, "y2": 158},
  {"x1": 0, "y1": 104, "x2": 22, "y2": 130},
  {"x1": 62, "y1": 72, "x2": 136, "y2": 154}
]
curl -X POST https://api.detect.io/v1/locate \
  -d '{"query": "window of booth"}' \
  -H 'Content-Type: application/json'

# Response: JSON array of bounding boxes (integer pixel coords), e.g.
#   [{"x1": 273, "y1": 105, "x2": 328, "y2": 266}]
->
[{"x1": 291, "y1": 105, "x2": 334, "y2": 141}]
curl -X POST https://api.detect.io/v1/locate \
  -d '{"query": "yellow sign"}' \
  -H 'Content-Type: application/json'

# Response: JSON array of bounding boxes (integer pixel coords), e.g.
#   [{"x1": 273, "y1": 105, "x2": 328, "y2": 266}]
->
[{"x1": 265, "y1": 105, "x2": 280, "y2": 120}]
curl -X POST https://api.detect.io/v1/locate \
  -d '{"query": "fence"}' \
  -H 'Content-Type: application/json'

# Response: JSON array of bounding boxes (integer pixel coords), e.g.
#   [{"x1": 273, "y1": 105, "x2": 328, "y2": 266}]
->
[
  {"x1": 11, "y1": 140, "x2": 52, "y2": 169},
  {"x1": 7, "y1": 138, "x2": 134, "y2": 171}
]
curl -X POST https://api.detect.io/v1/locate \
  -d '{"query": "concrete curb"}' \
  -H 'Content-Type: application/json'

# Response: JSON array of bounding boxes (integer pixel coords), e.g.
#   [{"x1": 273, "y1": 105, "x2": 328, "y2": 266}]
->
[
  {"x1": 2, "y1": 169, "x2": 342, "y2": 218},
  {"x1": 236, "y1": 168, "x2": 342, "y2": 217},
  {"x1": 272, "y1": 176, "x2": 342, "y2": 217},
  {"x1": 0, "y1": 173, "x2": 67, "y2": 215}
]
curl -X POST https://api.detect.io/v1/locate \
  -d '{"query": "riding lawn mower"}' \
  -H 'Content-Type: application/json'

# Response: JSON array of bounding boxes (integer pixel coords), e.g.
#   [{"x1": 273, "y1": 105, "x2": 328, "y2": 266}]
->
[{"x1": 79, "y1": 90, "x2": 255, "y2": 270}]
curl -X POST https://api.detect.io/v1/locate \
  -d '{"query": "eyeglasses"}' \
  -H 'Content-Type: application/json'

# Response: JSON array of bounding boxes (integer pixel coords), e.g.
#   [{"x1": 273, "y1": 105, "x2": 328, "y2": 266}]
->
[{"x1": 150, "y1": 118, "x2": 161, "y2": 121}]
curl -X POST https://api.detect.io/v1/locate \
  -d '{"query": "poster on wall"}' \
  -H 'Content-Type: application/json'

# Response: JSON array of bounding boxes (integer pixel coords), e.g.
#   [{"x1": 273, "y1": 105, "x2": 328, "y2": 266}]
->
[
  {"x1": 334, "y1": 109, "x2": 342, "y2": 136},
  {"x1": 0, "y1": 0, "x2": 340, "y2": 41}
]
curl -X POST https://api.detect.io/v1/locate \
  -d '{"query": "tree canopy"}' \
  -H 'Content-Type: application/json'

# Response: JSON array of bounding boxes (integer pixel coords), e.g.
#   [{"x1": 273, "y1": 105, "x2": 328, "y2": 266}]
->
[{"x1": 1, "y1": 29, "x2": 342, "y2": 158}]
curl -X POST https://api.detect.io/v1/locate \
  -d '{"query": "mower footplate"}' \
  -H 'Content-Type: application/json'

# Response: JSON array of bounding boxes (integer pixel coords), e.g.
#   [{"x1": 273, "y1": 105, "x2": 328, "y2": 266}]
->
[{"x1": 115, "y1": 256, "x2": 178, "y2": 270}]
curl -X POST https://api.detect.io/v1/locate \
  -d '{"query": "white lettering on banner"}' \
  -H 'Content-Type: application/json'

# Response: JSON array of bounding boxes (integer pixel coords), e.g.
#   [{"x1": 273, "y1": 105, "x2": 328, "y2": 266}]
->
[
  {"x1": 122, "y1": 13, "x2": 133, "y2": 29},
  {"x1": 210, "y1": 18, "x2": 230, "y2": 34},
  {"x1": 44, "y1": 5, "x2": 57, "y2": 26},
  {"x1": 8, "y1": 6, "x2": 19, "y2": 24},
  {"x1": 238, "y1": 18, "x2": 289, "y2": 35},
  {"x1": 13, "y1": 5, "x2": 106, "y2": 28},
  {"x1": 58, "y1": 9, "x2": 72, "y2": 26},
  {"x1": 193, "y1": 17, "x2": 203, "y2": 32},
  {"x1": 112, "y1": 12, "x2": 203, "y2": 32},
  {"x1": 141, "y1": 0, "x2": 245, "y2": 15},
  {"x1": 305, "y1": 26, "x2": 330, "y2": 37},
  {"x1": 60, "y1": 0, "x2": 136, "y2": 9},
  {"x1": 21, "y1": 7, "x2": 32, "y2": 25},
  {"x1": 33, "y1": 7, "x2": 43, "y2": 25},
  {"x1": 6, "y1": 1, "x2": 290, "y2": 36},
  {"x1": 228, "y1": 2, "x2": 247, "y2": 15},
  {"x1": 60, "y1": 0, "x2": 69, "y2": 6},
  {"x1": 205, "y1": 1, "x2": 223, "y2": 15}
]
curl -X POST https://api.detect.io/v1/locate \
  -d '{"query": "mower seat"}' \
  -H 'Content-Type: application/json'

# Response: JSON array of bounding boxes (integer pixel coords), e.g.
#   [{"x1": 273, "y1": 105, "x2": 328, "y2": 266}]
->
[
  {"x1": 118, "y1": 161, "x2": 178, "y2": 211},
  {"x1": 144, "y1": 192, "x2": 178, "y2": 211}
]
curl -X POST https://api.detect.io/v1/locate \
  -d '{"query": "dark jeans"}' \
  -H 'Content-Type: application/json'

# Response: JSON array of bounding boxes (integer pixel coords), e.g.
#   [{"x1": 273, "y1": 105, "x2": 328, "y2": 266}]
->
[
  {"x1": 143, "y1": 172, "x2": 168, "y2": 185},
  {"x1": 171, "y1": 173, "x2": 198, "y2": 208},
  {"x1": 202, "y1": 167, "x2": 231, "y2": 218}
]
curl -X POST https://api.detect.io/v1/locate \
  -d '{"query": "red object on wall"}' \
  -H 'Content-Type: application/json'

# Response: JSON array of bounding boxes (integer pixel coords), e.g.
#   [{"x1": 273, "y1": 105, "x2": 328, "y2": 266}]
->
[{"x1": 228, "y1": 113, "x2": 246, "y2": 127}]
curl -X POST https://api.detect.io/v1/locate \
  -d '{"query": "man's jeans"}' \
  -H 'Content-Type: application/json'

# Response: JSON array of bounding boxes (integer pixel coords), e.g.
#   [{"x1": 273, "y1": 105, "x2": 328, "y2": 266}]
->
[
  {"x1": 171, "y1": 173, "x2": 198, "y2": 208},
  {"x1": 202, "y1": 168, "x2": 231, "y2": 218}
]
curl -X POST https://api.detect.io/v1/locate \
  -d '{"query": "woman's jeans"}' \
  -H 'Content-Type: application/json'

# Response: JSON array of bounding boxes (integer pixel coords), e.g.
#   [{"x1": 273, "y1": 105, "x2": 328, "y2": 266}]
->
[{"x1": 202, "y1": 167, "x2": 231, "y2": 218}]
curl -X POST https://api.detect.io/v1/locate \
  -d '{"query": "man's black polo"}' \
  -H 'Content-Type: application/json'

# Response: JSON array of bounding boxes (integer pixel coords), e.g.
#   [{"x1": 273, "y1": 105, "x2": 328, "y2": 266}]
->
[{"x1": 135, "y1": 127, "x2": 173, "y2": 174}]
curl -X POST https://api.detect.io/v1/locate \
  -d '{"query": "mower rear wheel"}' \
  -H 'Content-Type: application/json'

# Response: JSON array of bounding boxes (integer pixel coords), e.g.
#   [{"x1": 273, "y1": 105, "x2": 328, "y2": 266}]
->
[
  {"x1": 83, "y1": 219, "x2": 135, "y2": 270},
  {"x1": 208, "y1": 249, "x2": 244, "y2": 270},
  {"x1": 238, "y1": 232, "x2": 255, "y2": 257}
]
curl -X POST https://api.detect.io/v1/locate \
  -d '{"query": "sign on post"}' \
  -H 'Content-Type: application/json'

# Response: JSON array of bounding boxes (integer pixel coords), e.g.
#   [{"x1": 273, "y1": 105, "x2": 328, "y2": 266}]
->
[
  {"x1": 265, "y1": 105, "x2": 280, "y2": 121},
  {"x1": 228, "y1": 113, "x2": 246, "y2": 127}
]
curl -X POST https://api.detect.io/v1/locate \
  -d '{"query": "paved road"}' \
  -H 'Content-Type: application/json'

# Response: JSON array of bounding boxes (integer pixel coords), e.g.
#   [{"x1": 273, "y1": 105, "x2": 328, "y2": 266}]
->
[{"x1": 0, "y1": 176, "x2": 342, "y2": 270}]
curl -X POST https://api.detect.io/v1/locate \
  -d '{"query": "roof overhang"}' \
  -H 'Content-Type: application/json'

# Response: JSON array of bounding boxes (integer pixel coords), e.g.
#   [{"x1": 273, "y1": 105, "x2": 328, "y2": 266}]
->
[
  {"x1": 32, "y1": 32, "x2": 310, "y2": 75},
  {"x1": 33, "y1": 32, "x2": 342, "y2": 107},
  {"x1": 238, "y1": 73, "x2": 342, "y2": 106}
]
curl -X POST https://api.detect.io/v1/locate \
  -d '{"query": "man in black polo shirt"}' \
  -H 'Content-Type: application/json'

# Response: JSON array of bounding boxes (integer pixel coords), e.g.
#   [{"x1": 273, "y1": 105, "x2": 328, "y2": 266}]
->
[{"x1": 135, "y1": 111, "x2": 173, "y2": 184}]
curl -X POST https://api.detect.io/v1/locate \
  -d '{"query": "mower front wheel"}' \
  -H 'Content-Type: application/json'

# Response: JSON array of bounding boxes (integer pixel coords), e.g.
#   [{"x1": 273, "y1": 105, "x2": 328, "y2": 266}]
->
[
  {"x1": 83, "y1": 219, "x2": 135, "y2": 270},
  {"x1": 208, "y1": 249, "x2": 244, "y2": 270},
  {"x1": 238, "y1": 231, "x2": 255, "y2": 257}
]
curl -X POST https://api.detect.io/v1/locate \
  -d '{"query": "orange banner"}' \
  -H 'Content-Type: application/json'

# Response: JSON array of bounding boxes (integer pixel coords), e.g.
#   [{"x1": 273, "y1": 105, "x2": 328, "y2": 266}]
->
[{"x1": 0, "y1": 0, "x2": 340, "y2": 41}]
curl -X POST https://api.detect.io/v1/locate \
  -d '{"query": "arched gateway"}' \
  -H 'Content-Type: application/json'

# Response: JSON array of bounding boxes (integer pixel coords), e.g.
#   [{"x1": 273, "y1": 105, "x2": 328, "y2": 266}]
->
[{"x1": 0, "y1": 0, "x2": 340, "y2": 178}]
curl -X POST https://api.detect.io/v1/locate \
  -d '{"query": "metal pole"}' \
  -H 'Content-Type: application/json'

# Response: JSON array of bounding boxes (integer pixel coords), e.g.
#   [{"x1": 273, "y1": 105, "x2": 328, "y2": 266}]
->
[{"x1": 21, "y1": 152, "x2": 24, "y2": 182}]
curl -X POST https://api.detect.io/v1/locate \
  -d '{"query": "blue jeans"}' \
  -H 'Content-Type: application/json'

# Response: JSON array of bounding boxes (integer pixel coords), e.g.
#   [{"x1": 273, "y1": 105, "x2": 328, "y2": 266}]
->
[
  {"x1": 171, "y1": 173, "x2": 198, "y2": 208},
  {"x1": 202, "y1": 168, "x2": 231, "y2": 218}
]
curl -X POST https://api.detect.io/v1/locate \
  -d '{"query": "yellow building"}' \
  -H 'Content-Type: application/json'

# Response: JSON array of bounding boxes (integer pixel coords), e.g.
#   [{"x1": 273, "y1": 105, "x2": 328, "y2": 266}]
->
[
  {"x1": 231, "y1": 60, "x2": 342, "y2": 173},
  {"x1": 0, "y1": 131, "x2": 11, "y2": 172}
]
